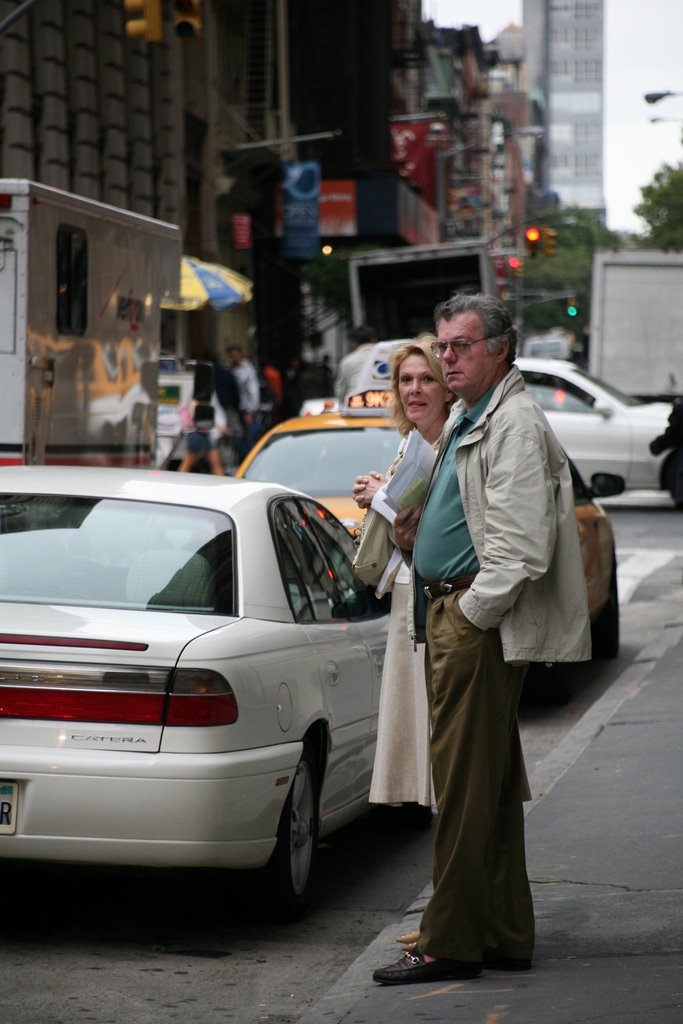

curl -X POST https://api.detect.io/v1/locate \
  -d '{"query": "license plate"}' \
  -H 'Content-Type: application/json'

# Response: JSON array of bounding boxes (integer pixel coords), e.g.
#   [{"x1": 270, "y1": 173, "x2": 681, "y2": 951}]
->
[{"x1": 0, "y1": 782, "x2": 18, "y2": 835}]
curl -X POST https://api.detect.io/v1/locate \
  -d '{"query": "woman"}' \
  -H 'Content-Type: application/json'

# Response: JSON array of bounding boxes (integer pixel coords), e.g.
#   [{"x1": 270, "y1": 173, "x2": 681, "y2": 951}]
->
[{"x1": 352, "y1": 334, "x2": 453, "y2": 824}]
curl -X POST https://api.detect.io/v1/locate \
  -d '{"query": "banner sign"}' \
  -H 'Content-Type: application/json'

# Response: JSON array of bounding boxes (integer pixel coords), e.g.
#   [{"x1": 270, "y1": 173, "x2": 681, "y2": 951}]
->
[
  {"x1": 390, "y1": 121, "x2": 439, "y2": 209},
  {"x1": 232, "y1": 214, "x2": 252, "y2": 249},
  {"x1": 281, "y1": 160, "x2": 321, "y2": 259}
]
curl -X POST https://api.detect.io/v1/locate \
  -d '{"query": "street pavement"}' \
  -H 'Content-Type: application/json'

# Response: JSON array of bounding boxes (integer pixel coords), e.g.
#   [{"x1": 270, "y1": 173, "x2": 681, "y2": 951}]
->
[{"x1": 297, "y1": 607, "x2": 683, "y2": 1024}]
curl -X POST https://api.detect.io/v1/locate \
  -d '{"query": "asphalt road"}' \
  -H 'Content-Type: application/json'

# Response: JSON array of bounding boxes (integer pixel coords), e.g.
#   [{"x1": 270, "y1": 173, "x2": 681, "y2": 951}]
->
[{"x1": 3, "y1": 498, "x2": 682, "y2": 1024}]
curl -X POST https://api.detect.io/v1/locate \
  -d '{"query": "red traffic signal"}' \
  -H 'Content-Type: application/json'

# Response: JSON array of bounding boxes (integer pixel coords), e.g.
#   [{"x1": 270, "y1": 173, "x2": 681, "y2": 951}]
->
[
  {"x1": 508, "y1": 256, "x2": 523, "y2": 277},
  {"x1": 525, "y1": 226, "x2": 541, "y2": 257}
]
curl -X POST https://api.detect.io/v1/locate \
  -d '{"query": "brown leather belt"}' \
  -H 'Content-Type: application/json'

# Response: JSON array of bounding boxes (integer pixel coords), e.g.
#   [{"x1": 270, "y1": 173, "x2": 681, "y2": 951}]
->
[{"x1": 423, "y1": 573, "x2": 477, "y2": 599}]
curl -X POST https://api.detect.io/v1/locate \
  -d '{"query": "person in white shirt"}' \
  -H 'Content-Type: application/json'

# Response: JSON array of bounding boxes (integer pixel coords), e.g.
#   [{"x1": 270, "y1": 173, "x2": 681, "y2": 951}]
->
[{"x1": 227, "y1": 345, "x2": 261, "y2": 457}]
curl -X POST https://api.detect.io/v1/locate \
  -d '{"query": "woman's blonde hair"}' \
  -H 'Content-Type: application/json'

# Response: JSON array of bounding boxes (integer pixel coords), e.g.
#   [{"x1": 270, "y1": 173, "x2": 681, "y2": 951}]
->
[{"x1": 389, "y1": 333, "x2": 454, "y2": 436}]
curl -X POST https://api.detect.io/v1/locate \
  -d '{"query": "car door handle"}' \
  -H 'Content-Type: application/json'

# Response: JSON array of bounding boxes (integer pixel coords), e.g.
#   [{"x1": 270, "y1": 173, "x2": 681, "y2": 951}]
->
[{"x1": 326, "y1": 661, "x2": 340, "y2": 686}]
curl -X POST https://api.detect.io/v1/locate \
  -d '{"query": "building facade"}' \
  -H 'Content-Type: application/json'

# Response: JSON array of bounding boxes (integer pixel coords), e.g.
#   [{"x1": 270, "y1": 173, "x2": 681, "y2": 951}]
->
[{"x1": 524, "y1": 0, "x2": 605, "y2": 216}]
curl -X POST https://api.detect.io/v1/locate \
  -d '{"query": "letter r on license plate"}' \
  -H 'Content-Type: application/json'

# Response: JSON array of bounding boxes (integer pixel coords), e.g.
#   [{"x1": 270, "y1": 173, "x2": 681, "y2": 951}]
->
[{"x1": 0, "y1": 782, "x2": 18, "y2": 834}]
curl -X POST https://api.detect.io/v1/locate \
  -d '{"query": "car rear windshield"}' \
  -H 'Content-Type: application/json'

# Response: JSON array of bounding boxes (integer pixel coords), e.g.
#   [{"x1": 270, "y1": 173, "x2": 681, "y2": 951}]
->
[
  {"x1": 0, "y1": 494, "x2": 234, "y2": 614},
  {"x1": 242, "y1": 426, "x2": 401, "y2": 496}
]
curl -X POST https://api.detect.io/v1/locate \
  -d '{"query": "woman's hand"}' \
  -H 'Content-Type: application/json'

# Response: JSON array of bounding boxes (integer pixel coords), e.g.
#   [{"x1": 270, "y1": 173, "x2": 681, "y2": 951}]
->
[{"x1": 352, "y1": 471, "x2": 386, "y2": 508}]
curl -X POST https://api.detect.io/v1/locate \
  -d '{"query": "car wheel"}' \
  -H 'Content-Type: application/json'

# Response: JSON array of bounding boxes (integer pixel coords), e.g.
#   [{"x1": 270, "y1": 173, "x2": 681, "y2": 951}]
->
[
  {"x1": 262, "y1": 739, "x2": 319, "y2": 920},
  {"x1": 523, "y1": 662, "x2": 570, "y2": 705},
  {"x1": 591, "y1": 556, "x2": 619, "y2": 659}
]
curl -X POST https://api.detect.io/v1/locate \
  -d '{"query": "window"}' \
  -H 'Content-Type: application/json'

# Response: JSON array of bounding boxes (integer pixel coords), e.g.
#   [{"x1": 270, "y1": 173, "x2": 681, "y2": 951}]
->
[
  {"x1": 0, "y1": 495, "x2": 234, "y2": 614},
  {"x1": 272, "y1": 499, "x2": 341, "y2": 622},
  {"x1": 272, "y1": 498, "x2": 384, "y2": 623},
  {"x1": 521, "y1": 372, "x2": 596, "y2": 414},
  {"x1": 56, "y1": 226, "x2": 88, "y2": 335}
]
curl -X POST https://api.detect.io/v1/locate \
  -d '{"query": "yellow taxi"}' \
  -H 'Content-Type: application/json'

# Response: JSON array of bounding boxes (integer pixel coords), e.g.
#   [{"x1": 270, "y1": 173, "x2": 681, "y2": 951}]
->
[
  {"x1": 236, "y1": 404, "x2": 623, "y2": 664},
  {"x1": 236, "y1": 407, "x2": 399, "y2": 535}
]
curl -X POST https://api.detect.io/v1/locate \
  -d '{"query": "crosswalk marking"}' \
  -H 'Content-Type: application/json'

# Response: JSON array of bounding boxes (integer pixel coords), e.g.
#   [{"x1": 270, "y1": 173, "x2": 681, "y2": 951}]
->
[{"x1": 616, "y1": 549, "x2": 678, "y2": 604}]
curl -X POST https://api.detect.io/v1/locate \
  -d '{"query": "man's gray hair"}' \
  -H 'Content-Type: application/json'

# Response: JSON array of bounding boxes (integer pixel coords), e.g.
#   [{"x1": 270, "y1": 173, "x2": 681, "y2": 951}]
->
[{"x1": 434, "y1": 293, "x2": 518, "y2": 364}]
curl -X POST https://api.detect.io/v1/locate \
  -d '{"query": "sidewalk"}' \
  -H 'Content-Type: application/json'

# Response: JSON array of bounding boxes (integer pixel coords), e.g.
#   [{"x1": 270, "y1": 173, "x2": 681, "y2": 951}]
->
[{"x1": 297, "y1": 615, "x2": 683, "y2": 1024}]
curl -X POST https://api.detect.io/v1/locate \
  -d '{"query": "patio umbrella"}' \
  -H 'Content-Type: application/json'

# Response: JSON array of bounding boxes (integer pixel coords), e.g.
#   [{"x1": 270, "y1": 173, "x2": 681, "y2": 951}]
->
[{"x1": 161, "y1": 256, "x2": 253, "y2": 311}]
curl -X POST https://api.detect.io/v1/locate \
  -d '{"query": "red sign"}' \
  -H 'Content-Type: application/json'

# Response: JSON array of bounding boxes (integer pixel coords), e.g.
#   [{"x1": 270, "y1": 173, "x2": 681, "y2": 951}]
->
[
  {"x1": 232, "y1": 214, "x2": 252, "y2": 249},
  {"x1": 390, "y1": 121, "x2": 439, "y2": 209}
]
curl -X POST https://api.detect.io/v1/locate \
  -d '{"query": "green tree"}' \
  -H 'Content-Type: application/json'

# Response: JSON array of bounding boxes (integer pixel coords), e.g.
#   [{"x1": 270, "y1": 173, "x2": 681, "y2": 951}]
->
[
  {"x1": 634, "y1": 162, "x2": 683, "y2": 247},
  {"x1": 303, "y1": 248, "x2": 353, "y2": 326}
]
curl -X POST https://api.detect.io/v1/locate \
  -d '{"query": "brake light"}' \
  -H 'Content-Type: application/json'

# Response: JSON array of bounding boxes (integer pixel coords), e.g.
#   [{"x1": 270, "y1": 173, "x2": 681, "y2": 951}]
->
[
  {"x1": 0, "y1": 663, "x2": 237, "y2": 727},
  {"x1": 0, "y1": 662, "x2": 169, "y2": 725},
  {"x1": 165, "y1": 668, "x2": 238, "y2": 726},
  {"x1": 0, "y1": 686, "x2": 163, "y2": 723}
]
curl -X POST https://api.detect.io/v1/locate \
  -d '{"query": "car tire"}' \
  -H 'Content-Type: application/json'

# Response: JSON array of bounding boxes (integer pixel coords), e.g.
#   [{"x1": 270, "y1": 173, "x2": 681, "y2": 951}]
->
[
  {"x1": 523, "y1": 662, "x2": 571, "y2": 705},
  {"x1": 591, "y1": 556, "x2": 619, "y2": 659},
  {"x1": 261, "y1": 738, "x2": 320, "y2": 921}
]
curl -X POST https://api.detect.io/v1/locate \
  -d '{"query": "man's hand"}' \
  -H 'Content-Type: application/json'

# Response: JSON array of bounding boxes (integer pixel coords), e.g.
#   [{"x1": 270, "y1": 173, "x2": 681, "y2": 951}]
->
[{"x1": 392, "y1": 502, "x2": 423, "y2": 550}]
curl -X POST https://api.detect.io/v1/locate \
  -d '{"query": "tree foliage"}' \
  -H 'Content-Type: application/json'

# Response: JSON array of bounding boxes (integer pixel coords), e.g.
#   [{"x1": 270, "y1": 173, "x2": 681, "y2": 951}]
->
[
  {"x1": 633, "y1": 162, "x2": 683, "y2": 247},
  {"x1": 509, "y1": 208, "x2": 621, "y2": 355}
]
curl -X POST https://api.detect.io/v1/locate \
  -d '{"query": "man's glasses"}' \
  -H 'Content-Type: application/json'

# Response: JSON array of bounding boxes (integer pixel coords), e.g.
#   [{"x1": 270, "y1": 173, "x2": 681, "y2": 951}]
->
[{"x1": 431, "y1": 336, "x2": 489, "y2": 359}]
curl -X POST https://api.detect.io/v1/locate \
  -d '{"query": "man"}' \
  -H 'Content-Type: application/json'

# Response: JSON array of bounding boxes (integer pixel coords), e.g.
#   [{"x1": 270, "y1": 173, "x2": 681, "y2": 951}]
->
[
  {"x1": 374, "y1": 293, "x2": 591, "y2": 985},
  {"x1": 227, "y1": 345, "x2": 261, "y2": 458},
  {"x1": 334, "y1": 324, "x2": 376, "y2": 404}
]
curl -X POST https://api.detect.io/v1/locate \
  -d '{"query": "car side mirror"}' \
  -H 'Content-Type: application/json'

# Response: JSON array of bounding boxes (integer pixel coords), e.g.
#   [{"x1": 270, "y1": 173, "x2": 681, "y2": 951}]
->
[
  {"x1": 593, "y1": 401, "x2": 613, "y2": 419},
  {"x1": 590, "y1": 472, "x2": 625, "y2": 498}
]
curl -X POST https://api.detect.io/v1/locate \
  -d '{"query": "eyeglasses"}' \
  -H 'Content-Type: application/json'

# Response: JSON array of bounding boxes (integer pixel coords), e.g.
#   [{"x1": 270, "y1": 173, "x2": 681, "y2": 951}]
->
[{"x1": 430, "y1": 336, "x2": 488, "y2": 358}]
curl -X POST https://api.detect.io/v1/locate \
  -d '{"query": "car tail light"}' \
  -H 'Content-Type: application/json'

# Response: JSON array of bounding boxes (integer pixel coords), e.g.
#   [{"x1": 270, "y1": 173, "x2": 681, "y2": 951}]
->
[
  {"x1": 0, "y1": 662, "x2": 237, "y2": 727},
  {"x1": 165, "y1": 668, "x2": 238, "y2": 726},
  {"x1": 0, "y1": 685, "x2": 164, "y2": 723},
  {"x1": 0, "y1": 663, "x2": 170, "y2": 724}
]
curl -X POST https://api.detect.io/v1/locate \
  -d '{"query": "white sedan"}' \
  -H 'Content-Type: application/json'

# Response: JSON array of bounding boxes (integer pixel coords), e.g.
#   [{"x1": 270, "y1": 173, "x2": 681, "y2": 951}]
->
[
  {"x1": 517, "y1": 358, "x2": 674, "y2": 494},
  {"x1": 0, "y1": 467, "x2": 389, "y2": 917}
]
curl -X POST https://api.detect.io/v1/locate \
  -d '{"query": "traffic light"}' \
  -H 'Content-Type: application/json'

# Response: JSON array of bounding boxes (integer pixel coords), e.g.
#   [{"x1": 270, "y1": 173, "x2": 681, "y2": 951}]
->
[
  {"x1": 524, "y1": 225, "x2": 541, "y2": 257},
  {"x1": 541, "y1": 227, "x2": 558, "y2": 257},
  {"x1": 123, "y1": 0, "x2": 163, "y2": 41},
  {"x1": 566, "y1": 297, "x2": 578, "y2": 317},
  {"x1": 175, "y1": 0, "x2": 203, "y2": 38},
  {"x1": 508, "y1": 255, "x2": 523, "y2": 277}
]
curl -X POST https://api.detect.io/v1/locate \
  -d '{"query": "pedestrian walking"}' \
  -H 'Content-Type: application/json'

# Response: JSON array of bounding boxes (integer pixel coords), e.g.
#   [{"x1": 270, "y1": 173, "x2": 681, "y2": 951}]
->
[
  {"x1": 373, "y1": 292, "x2": 591, "y2": 985},
  {"x1": 227, "y1": 345, "x2": 261, "y2": 459},
  {"x1": 177, "y1": 393, "x2": 227, "y2": 476}
]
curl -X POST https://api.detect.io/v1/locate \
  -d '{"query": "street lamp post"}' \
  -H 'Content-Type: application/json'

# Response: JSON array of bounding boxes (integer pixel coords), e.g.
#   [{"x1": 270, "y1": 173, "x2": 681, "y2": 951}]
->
[{"x1": 644, "y1": 91, "x2": 683, "y2": 104}]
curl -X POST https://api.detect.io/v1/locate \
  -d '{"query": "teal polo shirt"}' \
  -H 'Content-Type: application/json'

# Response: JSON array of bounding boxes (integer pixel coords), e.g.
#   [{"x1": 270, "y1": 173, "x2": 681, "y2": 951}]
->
[{"x1": 414, "y1": 387, "x2": 494, "y2": 583}]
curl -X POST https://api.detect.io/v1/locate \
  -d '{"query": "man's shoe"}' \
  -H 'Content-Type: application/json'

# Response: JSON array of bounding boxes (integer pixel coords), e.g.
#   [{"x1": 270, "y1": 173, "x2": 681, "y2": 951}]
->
[
  {"x1": 373, "y1": 949, "x2": 482, "y2": 985},
  {"x1": 483, "y1": 952, "x2": 532, "y2": 971}
]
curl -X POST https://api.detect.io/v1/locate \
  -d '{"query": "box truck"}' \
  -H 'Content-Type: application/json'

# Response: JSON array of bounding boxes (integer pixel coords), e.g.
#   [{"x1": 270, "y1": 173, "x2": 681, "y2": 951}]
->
[
  {"x1": 348, "y1": 240, "x2": 496, "y2": 340},
  {"x1": 0, "y1": 179, "x2": 180, "y2": 466},
  {"x1": 589, "y1": 249, "x2": 683, "y2": 402}
]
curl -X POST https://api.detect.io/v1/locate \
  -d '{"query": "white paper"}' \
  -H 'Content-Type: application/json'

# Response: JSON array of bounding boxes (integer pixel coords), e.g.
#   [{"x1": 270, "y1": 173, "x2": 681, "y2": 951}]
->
[{"x1": 371, "y1": 429, "x2": 437, "y2": 524}]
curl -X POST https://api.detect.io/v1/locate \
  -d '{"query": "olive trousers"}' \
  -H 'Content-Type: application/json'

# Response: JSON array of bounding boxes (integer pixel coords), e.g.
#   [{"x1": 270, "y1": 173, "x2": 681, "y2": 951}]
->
[{"x1": 419, "y1": 591, "x2": 535, "y2": 963}]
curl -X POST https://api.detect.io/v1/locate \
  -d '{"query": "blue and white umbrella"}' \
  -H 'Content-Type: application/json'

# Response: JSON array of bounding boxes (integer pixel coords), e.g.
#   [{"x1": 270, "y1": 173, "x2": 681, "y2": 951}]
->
[{"x1": 162, "y1": 256, "x2": 253, "y2": 311}]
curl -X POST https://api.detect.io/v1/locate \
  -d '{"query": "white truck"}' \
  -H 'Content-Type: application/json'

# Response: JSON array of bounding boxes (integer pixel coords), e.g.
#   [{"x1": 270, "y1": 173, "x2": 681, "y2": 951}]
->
[
  {"x1": 348, "y1": 240, "x2": 496, "y2": 339},
  {"x1": 589, "y1": 249, "x2": 683, "y2": 401},
  {"x1": 0, "y1": 179, "x2": 181, "y2": 467}
]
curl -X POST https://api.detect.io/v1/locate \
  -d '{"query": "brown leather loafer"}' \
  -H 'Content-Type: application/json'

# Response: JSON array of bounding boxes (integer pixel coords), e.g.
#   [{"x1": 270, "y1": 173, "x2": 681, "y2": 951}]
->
[{"x1": 373, "y1": 949, "x2": 482, "y2": 985}]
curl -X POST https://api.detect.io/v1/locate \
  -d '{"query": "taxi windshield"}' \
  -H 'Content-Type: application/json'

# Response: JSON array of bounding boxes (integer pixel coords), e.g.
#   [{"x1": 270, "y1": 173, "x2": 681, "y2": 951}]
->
[{"x1": 242, "y1": 426, "x2": 401, "y2": 496}]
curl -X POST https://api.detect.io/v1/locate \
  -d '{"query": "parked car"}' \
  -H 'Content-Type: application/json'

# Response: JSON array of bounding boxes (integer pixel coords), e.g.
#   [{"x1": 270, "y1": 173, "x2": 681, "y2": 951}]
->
[
  {"x1": 517, "y1": 357, "x2": 674, "y2": 496},
  {"x1": 0, "y1": 467, "x2": 389, "y2": 918},
  {"x1": 237, "y1": 412, "x2": 624, "y2": 668}
]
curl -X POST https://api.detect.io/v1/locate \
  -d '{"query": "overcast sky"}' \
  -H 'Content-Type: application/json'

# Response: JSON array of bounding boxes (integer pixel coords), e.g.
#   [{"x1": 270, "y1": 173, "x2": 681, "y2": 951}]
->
[{"x1": 423, "y1": 0, "x2": 683, "y2": 233}]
